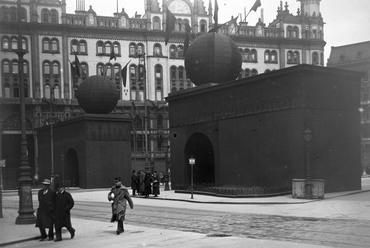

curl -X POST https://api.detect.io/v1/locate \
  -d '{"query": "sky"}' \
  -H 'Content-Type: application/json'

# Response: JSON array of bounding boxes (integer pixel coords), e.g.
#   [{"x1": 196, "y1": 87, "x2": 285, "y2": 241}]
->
[{"x1": 65, "y1": 0, "x2": 370, "y2": 64}]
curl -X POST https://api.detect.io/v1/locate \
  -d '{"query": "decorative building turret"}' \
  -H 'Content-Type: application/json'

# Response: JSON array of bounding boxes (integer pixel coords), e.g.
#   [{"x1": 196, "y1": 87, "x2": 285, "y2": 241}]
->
[{"x1": 297, "y1": 0, "x2": 321, "y2": 17}]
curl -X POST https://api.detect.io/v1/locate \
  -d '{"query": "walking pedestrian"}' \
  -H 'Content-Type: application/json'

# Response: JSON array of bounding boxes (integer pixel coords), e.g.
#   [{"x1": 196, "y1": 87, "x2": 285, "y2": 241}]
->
[
  {"x1": 108, "y1": 177, "x2": 134, "y2": 235},
  {"x1": 130, "y1": 170, "x2": 139, "y2": 196},
  {"x1": 35, "y1": 179, "x2": 55, "y2": 241},
  {"x1": 54, "y1": 182, "x2": 75, "y2": 242},
  {"x1": 152, "y1": 171, "x2": 160, "y2": 197}
]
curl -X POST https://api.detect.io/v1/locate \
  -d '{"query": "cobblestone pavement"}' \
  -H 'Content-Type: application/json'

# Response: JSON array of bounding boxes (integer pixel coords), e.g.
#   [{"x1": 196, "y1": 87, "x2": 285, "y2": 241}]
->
[
  {"x1": 4, "y1": 187, "x2": 370, "y2": 248},
  {"x1": 69, "y1": 201, "x2": 370, "y2": 248}
]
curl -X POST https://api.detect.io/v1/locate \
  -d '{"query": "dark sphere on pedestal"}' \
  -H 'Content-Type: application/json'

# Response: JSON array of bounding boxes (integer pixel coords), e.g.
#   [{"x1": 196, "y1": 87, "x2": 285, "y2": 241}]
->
[
  {"x1": 184, "y1": 32, "x2": 242, "y2": 86},
  {"x1": 77, "y1": 75, "x2": 119, "y2": 114}
]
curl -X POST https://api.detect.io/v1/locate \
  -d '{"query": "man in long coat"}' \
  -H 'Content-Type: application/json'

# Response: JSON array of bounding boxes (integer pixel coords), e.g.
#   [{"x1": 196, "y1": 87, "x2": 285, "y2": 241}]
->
[
  {"x1": 108, "y1": 177, "x2": 134, "y2": 235},
  {"x1": 54, "y1": 183, "x2": 75, "y2": 241},
  {"x1": 35, "y1": 179, "x2": 56, "y2": 241}
]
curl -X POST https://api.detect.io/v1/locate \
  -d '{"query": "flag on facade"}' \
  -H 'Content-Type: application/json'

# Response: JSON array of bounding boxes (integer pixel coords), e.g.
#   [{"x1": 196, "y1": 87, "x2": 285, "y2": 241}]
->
[
  {"x1": 214, "y1": 0, "x2": 219, "y2": 27},
  {"x1": 74, "y1": 54, "x2": 81, "y2": 78},
  {"x1": 121, "y1": 60, "x2": 131, "y2": 87},
  {"x1": 70, "y1": 61, "x2": 77, "y2": 78},
  {"x1": 250, "y1": 0, "x2": 261, "y2": 12},
  {"x1": 165, "y1": 8, "x2": 176, "y2": 45},
  {"x1": 109, "y1": 49, "x2": 116, "y2": 61},
  {"x1": 183, "y1": 22, "x2": 192, "y2": 56}
]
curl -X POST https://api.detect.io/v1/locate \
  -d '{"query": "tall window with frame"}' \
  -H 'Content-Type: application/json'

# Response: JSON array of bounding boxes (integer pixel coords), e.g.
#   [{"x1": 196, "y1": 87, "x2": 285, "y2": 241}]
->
[
  {"x1": 130, "y1": 64, "x2": 138, "y2": 100},
  {"x1": 153, "y1": 43, "x2": 162, "y2": 56},
  {"x1": 154, "y1": 64, "x2": 163, "y2": 101},
  {"x1": 113, "y1": 64, "x2": 122, "y2": 100},
  {"x1": 312, "y1": 52, "x2": 319, "y2": 65},
  {"x1": 105, "y1": 42, "x2": 112, "y2": 56},
  {"x1": 97, "y1": 41, "x2": 104, "y2": 55},
  {"x1": 153, "y1": 16, "x2": 161, "y2": 30},
  {"x1": 1, "y1": 36, "x2": 9, "y2": 51},
  {"x1": 43, "y1": 38, "x2": 50, "y2": 52},
  {"x1": 200, "y1": 19, "x2": 207, "y2": 32}
]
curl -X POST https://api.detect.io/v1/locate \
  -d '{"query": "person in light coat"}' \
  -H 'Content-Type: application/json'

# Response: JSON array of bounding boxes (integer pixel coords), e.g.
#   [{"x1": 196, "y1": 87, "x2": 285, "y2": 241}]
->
[
  {"x1": 108, "y1": 177, "x2": 134, "y2": 234},
  {"x1": 35, "y1": 179, "x2": 56, "y2": 241}
]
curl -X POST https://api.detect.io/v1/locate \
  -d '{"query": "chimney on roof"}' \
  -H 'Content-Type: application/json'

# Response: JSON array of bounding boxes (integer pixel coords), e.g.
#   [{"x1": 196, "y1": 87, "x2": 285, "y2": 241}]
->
[{"x1": 76, "y1": 0, "x2": 85, "y2": 12}]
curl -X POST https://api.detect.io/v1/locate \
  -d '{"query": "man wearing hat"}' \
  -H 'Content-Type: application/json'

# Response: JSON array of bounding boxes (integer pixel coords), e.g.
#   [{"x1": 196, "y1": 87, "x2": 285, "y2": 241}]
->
[
  {"x1": 108, "y1": 177, "x2": 134, "y2": 234},
  {"x1": 35, "y1": 179, "x2": 56, "y2": 241},
  {"x1": 54, "y1": 182, "x2": 75, "y2": 242}
]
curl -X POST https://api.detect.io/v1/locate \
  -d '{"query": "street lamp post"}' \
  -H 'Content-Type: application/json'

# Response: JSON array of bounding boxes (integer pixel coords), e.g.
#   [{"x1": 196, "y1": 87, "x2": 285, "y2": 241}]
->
[
  {"x1": 302, "y1": 128, "x2": 313, "y2": 199},
  {"x1": 163, "y1": 145, "x2": 170, "y2": 191},
  {"x1": 42, "y1": 88, "x2": 55, "y2": 189},
  {"x1": 189, "y1": 156, "x2": 195, "y2": 199},
  {"x1": 144, "y1": 100, "x2": 150, "y2": 172},
  {"x1": 15, "y1": 0, "x2": 36, "y2": 224}
]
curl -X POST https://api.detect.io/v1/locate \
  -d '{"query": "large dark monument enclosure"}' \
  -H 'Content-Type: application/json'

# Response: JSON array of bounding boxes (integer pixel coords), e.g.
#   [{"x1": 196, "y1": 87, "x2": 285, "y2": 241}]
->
[
  {"x1": 37, "y1": 114, "x2": 131, "y2": 188},
  {"x1": 167, "y1": 65, "x2": 362, "y2": 193}
]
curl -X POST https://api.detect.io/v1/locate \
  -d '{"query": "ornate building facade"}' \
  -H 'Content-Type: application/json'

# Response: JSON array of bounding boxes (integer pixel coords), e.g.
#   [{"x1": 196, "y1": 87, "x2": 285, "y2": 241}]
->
[
  {"x1": 0, "y1": 0, "x2": 325, "y2": 188},
  {"x1": 327, "y1": 41, "x2": 370, "y2": 174}
]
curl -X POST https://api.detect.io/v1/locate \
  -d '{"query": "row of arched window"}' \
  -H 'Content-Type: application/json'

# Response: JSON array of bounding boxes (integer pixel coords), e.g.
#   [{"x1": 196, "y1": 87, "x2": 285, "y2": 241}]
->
[
  {"x1": 239, "y1": 68, "x2": 259, "y2": 78},
  {"x1": 1, "y1": 36, "x2": 28, "y2": 51},
  {"x1": 240, "y1": 48, "x2": 258, "y2": 63},
  {"x1": 2, "y1": 59, "x2": 29, "y2": 75},
  {"x1": 42, "y1": 37, "x2": 59, "y2": 53},
  {"x1": 287, "y1": 50, "x2": 301, "y2": 64},
  {"x1": 1, "y1": 6, "x2": 59, "y2": 24},
  {"x1": 286, "y1": 26, "x2": 299, "y2": 38},
  {"x1": 312, "y1": 52, "x2": 324, "y2": 66},
  {"x1": 1, "y1": 59, "x2": 29, "y2": 98},
  {"x1": 151, "y1": 16, "x2": 207, "y2": 33},
  {"x1": 264, "y1": 50, "x2": 278, "y2": 63},
  {"x1": 41, "y1": 9, "x2": 58, "y2": 23},
  {"x1": 240, "y1": 48, "x2": 278, "y2": 63},
  {"x1": 0, "y1": 6, "x2": 26, "y2": 22},
  {"x1": 170, "y1": 65, "x2": 191, "y2": 92}
]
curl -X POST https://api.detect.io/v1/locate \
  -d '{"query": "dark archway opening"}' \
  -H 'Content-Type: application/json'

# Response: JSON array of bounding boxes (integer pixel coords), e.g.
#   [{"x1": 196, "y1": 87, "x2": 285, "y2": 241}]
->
[
  {"x1": 184, "y1": 133, "x2": 215, "y2": 185},
  {"x1": 61, "y1": 149, "x2": 79, "y2": 187}
]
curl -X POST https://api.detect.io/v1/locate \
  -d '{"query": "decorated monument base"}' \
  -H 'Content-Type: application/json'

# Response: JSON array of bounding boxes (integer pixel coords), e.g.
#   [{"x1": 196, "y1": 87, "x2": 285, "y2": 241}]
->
[{"x1": 37, "y1": 114, "x2": 131, "y2": 188}]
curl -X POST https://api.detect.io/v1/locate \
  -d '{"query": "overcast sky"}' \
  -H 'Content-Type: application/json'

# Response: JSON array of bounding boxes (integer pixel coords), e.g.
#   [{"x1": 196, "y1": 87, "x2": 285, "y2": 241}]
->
[{"x1": 66, "y1": 0, "x2": 370, "y2": 64}]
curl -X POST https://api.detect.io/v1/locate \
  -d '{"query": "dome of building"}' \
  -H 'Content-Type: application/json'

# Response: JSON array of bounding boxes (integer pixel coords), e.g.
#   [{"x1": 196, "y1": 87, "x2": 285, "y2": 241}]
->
[
  {"x1": 185, "y1": 32, "x2": 242, "y2": 86},
  {"x1": 77, "y1": 75, "x2": 119, "y2": 114}
]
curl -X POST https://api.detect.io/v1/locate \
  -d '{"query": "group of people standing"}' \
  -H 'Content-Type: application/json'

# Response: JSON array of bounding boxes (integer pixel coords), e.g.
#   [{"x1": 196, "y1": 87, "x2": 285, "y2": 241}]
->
[
  {"x1": 35, "y1": 179, "x2": 75, "y2": 242},
  {"x1": 130, "y1": 170, "x2": 160, "y2": 197}
]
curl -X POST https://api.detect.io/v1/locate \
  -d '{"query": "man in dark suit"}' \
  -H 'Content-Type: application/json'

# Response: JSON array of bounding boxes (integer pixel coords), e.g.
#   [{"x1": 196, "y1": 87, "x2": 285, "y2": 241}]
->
[
  {"x1": 36, "y1": 179, "x2": 56, "y2": 241},
  {"x1": 54, "y1": 182, "x2": 75, "y2": 242}
]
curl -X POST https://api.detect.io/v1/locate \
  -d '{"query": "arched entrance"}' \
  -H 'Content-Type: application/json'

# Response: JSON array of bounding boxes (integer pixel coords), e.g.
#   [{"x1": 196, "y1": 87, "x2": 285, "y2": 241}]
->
[
  {"x1": 61, "y1": 149, "x2": 79, "y2": 187},
  {"x1": 184, "y1": 133, "x2": 215, "y2": 185}
]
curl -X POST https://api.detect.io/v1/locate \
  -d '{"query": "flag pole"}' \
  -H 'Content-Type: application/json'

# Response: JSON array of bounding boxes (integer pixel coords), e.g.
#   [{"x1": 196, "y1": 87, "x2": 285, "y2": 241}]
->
[{"x1": 235, "y1": 10, "x2": 252, "y2": 36}]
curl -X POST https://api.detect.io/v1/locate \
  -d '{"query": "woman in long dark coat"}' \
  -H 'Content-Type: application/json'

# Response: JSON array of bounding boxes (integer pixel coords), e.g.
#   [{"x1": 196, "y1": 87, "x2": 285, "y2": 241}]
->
[
  {"x1": 152, "y1": 171, "x2": 160, "y2": 197},
  {"x1": 108, "y1": 177, "x2": 134, "y2": 235},
  {"x1": 35, "y1": 179, "x2": 56, "y2": 241},
  {"x1": 144, "y1": 171, "x2": 152, "y2": 198},
  {"x1": 54, "y1": 183, "x2": 75, "y2": 241}
]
